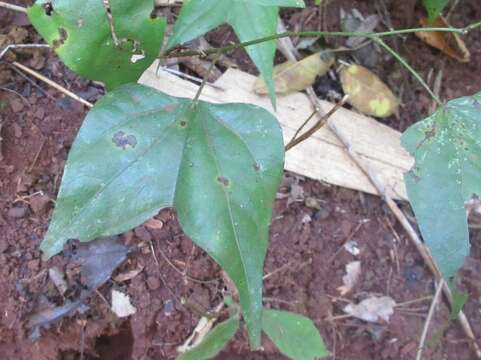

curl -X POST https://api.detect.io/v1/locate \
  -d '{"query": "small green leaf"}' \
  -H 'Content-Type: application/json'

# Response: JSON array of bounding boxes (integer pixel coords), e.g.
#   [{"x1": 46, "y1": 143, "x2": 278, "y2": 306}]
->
[
  {"x1": 167, "y1": 0, "x2": 305, "y2": 106},
  {"x1": 263, "y1": 309, "x2": 330, "y2": 360},
  {"x1": 42, "y1": 84, "x2": 284, "y2": 349},
  {"x1": 27, "y1": 0, "x2": 165, "y2": 90},
  {"x1": 422, "y1": 0, "x2": 449, "y2": 24},
  {"x1": 177, "y1": 315, "x2": 239, "y2": 360},
  {"x1": 402, "y1": 93, "x2": 481, "y2": 279}
]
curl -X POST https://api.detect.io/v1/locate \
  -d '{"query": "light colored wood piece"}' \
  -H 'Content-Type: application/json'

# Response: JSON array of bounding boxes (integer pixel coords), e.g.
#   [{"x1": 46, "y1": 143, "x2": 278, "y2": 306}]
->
[{"x1": 139, "y1": 62, "x2": 413, "y2": 200}]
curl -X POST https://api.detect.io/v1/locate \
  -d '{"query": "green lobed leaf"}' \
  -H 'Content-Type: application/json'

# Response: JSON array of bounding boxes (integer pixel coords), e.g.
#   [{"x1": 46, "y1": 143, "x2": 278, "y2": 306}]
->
[
  {"x1": 42, "y1": 84, "x2": 284, "y2": 349},
  {"x1": 402, "y1": 92, "x2": 481, "y2": 279},
  {"x1": 422, "y1": 0, "x2": 449, "y2": 24},
  {"x1": 27, "y1": 0, "x2": 165, "y2": 90},
  {"x1": 167, "y1": 0, "x2": 305, "y2": 106},
  {"x1": 177, "y1": 315, "x2": 239, "y2": 360},
  {"x1": 263, "y1": 309, "x2": 330, "y2": 360}
]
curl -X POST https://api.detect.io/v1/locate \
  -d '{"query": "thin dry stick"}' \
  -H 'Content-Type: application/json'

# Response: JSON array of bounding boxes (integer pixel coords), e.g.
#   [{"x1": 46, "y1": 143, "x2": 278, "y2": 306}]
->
[
  {"x1": 416, "y1": 279, "x2": 444, "y2": 360},
  {"x1": 0, "y1": 1, "x2": 26, "y2": 13},
  {"x1": 285, "y1": 94, "x2": 349, "y2": 151},
  {"x1": 11, "y1": 61, "x2": 93, "y2": 108}
]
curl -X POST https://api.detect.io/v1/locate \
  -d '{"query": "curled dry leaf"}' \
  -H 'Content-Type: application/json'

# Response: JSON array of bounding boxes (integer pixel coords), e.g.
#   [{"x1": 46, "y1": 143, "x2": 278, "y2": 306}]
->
[
  {"x1": 143, "y1": 218, "x2": 164, "y2": 230},
  {"x1": 340, "y1": 64, "x2": 399, "y2": 118},
  {"x1": 415, "y1": 17, "x2": 470, "y2": 63},
  {"x1": 337, "y1": 260, "x2": 361, "y2": 296},
  {"x1": 254, "y1": 51, "x2": 335, "y2": 95},
  {"x1": 344, "y1": 296, "x2": 396, "y2": 323}
]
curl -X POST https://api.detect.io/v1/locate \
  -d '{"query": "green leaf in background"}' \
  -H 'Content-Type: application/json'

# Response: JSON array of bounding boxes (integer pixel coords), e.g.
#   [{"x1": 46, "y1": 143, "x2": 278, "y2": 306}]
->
[
  {"x1": 42, "y1": 84, "x2": 284, "y2": 349},
  {"x1": 167, "y1": 0, "x2": 305, "y2": 106},
  {"x1": 177, "y1": 315, "x2": 239, "y2": 360},
  {"x1": 422, "y1": 0, "x2": 449, "y2": 24},
  {"x1": 27, "y1": 0, "x2": 165, "y2": 90},
  {"x1": 402, "y1": 92, "x2": 481, "y2": 279},
  {"x1": 263, "y1": 309, "x2": 330, "y2": 360}
]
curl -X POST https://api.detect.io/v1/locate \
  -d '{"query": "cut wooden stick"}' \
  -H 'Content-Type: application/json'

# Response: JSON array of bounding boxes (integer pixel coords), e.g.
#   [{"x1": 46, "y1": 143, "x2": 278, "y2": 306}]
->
[
  {"x1": 416, "y1": 279, "x2": 444, "y2": 360},
  {"x1": 11, "y1": 61, "x2": 93, "y2": 108}
]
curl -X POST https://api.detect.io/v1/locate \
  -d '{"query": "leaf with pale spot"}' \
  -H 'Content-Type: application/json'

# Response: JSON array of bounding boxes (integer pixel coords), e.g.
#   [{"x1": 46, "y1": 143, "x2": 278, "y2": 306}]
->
[
  {"x1": 402, "y1": 92, "x2": 481, "y2": 279},
  {"x1": 41, "y1": 84, "x2": 284, "y2": 349}
]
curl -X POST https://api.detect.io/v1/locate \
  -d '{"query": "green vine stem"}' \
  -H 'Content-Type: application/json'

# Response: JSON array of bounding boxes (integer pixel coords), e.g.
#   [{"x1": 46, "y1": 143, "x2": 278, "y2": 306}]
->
[
  {"x1": 372, "y1": 37, "x2": 442, "y2": 106},
  {"x1": 164, "y1": 21, "x2": 481, "y2": 58}
]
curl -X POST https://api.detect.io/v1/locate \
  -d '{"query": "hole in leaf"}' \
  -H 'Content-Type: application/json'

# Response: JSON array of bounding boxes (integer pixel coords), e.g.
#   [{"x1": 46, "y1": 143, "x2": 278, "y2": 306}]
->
[
  {"x1": 217, "y1": 176, "x2": 230, "y2": 187},
  {"x1": 52, "y1": 27, "x2": 68, "y2": 49},
  {"x1": 253, "y1": 163, "x2": 261, "y2": 172},
  {"x1": 43, "y1": 2, "x2": 53, "y2": 16}
]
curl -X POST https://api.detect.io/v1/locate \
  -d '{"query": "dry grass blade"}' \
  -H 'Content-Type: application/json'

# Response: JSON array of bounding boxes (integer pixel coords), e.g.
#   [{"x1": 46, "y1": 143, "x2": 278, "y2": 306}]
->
[{"x1": 11, "y1": 61, "x2": 93, "y2": 108}]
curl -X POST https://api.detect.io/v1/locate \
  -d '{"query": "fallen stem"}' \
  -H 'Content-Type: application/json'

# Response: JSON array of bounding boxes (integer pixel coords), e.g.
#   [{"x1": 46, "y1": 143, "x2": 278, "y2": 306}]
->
[
  {"x1": 285, "y1": 95, "x2": 349, "y2": 151},
  {"x1": 416, "y1": 279, "x2": 444, "y2": 360},
  {"x1": 11, "y1": 61, "x2": 93, "y2": 108},
  {"x1": 0, "y1": 1, "x2": 27, "y2": 13}
]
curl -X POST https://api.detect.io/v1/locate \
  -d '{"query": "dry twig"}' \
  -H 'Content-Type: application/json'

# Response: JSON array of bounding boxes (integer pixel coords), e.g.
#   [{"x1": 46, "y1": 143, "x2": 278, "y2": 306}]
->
[
  {"x1": 416, "y1": 279, "x2": 444, "y2": 360},
  {"x1": 11, "y1": 61, "x2": 93, "y2": 108}
]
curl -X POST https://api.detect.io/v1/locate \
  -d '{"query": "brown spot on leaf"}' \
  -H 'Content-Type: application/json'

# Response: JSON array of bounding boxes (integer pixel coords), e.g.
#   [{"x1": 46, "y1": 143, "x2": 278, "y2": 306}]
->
[
  {"x1": 52, "y1": 28, "x2": 68, "y2": 49},
  {"x1": 112, "y1": 131, "x2": 137, "y2": 150},
  {"x1": 472, "y1": 99, "x2": 481, "y2": 110},
  {"x1": 217, "y1": 176, "x2": 230, "y2": 187}
]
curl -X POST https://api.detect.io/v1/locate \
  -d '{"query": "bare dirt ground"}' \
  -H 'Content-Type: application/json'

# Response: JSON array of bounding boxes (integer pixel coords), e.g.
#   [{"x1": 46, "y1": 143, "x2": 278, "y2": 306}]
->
[{"x1": 1, "y1": 0, "x2": 481, "y2": 359}]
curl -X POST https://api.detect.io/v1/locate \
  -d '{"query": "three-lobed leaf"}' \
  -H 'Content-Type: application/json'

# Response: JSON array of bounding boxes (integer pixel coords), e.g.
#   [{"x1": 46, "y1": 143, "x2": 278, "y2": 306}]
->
[
  {"x1": 28, "y1": 0, "x2": 165, "y2": 90},
  {"x1": 263, "y1": 309, "x2": 330, "y2": 360},
  {"x1": 177, "y1": 315, "x2": 239, "y2": 360},
  {"x1": 402, "y1": 92, "x2": 481, "y2": 279},
  {"x1": 167, "y1": 0, "x2": 305, "y2": 106},
  {"x1": 42, "y1": 84, "x2": 284, "y2": 349}
]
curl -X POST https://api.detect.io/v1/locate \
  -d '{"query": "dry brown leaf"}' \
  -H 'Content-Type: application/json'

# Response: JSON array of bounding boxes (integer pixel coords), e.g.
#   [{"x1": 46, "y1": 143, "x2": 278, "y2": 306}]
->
[
  {"x1": 254, "y1": 51, "x2": 335, "y2": 94},
  {"x1": 415, "y1": 17, "x2": 470, "y2": 63},
  {"x1": 343, "y1": 296, "x2": 395, "y2": 323},
  {"x1": 143, "y1": 218, "x2": 164, "y2": 230},
  {"x1": 340, "y1": 64, "x2": 399, "y2": 118},
  {"x1": 337, "y1": 260, "x2": 361, "y2": 295}
]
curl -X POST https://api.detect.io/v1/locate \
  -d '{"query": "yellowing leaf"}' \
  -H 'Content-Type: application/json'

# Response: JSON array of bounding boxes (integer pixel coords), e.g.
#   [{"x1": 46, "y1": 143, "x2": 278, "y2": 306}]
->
[
  {"x1": 254, "y1": 51, "x2": 334, "y2": 94},
  {"x1": 415, "y1": 16, "x2": 470, "y2": 63},
  {"x1": 340, "y1": 64, "x2": 399, "y2": 118}
]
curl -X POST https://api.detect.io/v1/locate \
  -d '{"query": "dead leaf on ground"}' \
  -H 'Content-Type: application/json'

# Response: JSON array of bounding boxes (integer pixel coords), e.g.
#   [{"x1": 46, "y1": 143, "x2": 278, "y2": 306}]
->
[
  {"x1": 28, "y1": 237, "x2": 130, "y2": 335},
  {"x1": 344, "y1": 296, "x2": 396, "y2": 323},
  {"x1": 415, "y1": 17, "x2": 470, "y2": 63},
  {"x1": 340, "y1": 64, "x2": 399, "y2": 118},
  {"x1": 111, "y1": 289, "x2": 136, "y2": 318},
  {"x1": 337, "y1": 260, "x2": 361, "y2": 295},
  {"x1": 65, "y1": 236, "x2": 130, "y2": 289},
  {"x1": 254, "y1": 51, "x2": 335, "y2": 94}
]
